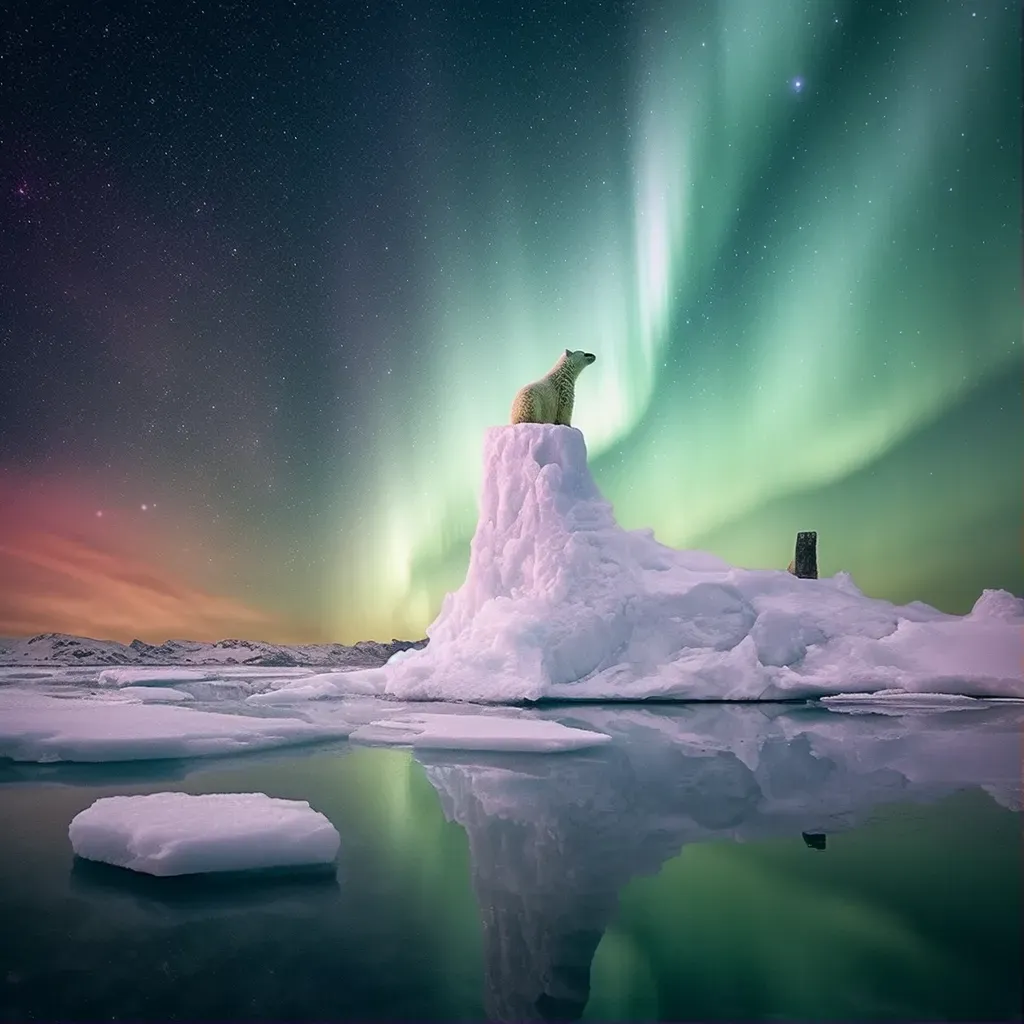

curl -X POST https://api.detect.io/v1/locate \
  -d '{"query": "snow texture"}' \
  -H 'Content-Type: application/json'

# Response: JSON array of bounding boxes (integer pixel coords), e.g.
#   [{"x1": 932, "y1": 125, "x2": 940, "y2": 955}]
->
[
  {"x1": 69, "y1": 792, "x2": 340, "y2": 876},
  {"x1": 349, "y1": 713, "x2": 611, "y2": 752},
  {"x1": 266, "y1": 425, "x2": 1023, "y2": 703},
  {"x1": 0, "y1": 689, "x2": 349, "y2": 763}
]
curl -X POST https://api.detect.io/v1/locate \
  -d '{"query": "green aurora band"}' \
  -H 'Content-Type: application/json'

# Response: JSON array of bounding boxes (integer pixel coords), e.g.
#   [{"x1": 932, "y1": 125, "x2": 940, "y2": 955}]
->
[{"x1": 329, "y1": 0, "x2": 1020, "y2": 642}]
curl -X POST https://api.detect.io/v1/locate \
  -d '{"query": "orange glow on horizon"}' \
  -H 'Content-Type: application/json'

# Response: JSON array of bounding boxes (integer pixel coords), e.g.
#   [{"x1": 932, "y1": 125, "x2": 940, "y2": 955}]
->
[{"x1": 0, "y1": 473, "x2": 315, "y2": 645}]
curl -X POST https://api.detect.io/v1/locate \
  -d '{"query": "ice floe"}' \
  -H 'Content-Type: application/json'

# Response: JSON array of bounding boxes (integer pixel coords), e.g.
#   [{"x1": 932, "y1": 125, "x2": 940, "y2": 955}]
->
[
  {"x1": 0, "y1": 689, "x2": 349, "y2": 763},
  {"x1": 69, "y1": 792, "x2": 340, "y2": 876}
]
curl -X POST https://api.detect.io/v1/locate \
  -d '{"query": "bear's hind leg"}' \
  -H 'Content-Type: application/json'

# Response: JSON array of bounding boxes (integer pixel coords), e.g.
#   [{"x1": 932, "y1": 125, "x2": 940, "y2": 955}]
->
[{"x1": 511, "y1": 388, "x2": 535, "y2": 424}]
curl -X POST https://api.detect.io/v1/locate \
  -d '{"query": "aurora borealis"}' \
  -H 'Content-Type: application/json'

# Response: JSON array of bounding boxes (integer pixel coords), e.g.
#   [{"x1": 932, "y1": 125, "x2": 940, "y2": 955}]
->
[{"x1": 1, "y1": 0, "x2": 1020, "y2": 644}]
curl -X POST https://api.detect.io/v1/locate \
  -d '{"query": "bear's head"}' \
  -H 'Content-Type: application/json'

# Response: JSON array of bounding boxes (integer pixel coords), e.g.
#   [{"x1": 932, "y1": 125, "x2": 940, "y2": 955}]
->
[{"x1": 563, "y1": 348, "x2": 597, "y2": 373}]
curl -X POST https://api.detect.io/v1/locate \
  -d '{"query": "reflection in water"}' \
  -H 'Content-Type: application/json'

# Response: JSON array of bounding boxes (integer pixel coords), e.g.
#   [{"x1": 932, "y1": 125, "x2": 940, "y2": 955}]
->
[
  {"x1": 414, "y1": 704, "x2": 1022, "y2": 1022},
  {"x1": 70, "y1": 857, "x2": 340, "y2": 925}
]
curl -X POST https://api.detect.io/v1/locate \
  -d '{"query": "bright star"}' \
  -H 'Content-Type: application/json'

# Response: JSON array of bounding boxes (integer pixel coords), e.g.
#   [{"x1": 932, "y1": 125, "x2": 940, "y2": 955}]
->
[{"x1": 791, "y1": 77, "x2": 804, "y2": 93}]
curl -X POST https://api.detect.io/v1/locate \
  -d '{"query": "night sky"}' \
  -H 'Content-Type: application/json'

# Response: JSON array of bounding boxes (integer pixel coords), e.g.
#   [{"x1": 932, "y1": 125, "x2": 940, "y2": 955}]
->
[{"x1": 1, "y1": 0, "x2": 1020, "y2": 645}]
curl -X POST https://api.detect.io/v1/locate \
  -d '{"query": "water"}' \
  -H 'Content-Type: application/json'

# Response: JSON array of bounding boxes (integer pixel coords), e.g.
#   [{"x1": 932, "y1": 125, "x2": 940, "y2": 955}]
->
[{"x1": 0, "y1": 702, "x2": 1020, "y2": 1022}]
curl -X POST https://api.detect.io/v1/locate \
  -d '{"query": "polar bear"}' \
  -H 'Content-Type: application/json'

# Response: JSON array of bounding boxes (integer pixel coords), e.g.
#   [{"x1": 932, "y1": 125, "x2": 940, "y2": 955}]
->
[{"x1": 510, "y1": 349, "x2": 596, "y2": 427}]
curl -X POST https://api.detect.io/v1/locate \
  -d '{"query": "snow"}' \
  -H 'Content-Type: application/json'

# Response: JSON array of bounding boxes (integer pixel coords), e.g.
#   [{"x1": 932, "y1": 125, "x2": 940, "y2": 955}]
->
[
  {"x1": 69, "y1": 792, "x2": 340, "y2": 876},
  {"x1": 263, "y1": 424, "x2": 1023, "y2": 704},
  {"x1": 0, "y1": 689, "x2": 349, "y2": 763},
  {"x1": 349, "y1": 713, "x2": 612, "y2": 752}
]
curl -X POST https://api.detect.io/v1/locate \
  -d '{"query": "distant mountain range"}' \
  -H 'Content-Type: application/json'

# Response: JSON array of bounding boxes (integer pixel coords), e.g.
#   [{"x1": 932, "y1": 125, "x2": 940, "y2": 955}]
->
[{"x1": 0, "y1": 633, "x2": 428, "y2": 668}]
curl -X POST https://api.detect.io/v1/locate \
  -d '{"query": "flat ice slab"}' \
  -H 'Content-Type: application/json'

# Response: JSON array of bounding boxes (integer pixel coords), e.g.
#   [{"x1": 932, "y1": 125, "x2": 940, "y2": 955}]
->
[
  {"x1": 0, "y1": 689, "x2": 348, "y2": 763},
  {"x1": 69, "y1": 792, "x2": 340, "y2": 876},
  {"x1": 349, "y1": 713, "x2": 611, "y2": 752}
]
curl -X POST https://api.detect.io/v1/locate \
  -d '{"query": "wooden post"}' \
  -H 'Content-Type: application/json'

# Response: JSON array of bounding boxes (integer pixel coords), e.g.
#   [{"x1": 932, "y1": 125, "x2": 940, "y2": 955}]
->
[{"x1": 794, "y1": 531, "x2": 818, "y2": 579}]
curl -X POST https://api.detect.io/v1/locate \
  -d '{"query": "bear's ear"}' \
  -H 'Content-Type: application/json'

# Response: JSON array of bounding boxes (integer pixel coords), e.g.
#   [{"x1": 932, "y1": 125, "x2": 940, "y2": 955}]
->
[{"x1": 564, "y1": 348, "x2": 572, "y2": 358}]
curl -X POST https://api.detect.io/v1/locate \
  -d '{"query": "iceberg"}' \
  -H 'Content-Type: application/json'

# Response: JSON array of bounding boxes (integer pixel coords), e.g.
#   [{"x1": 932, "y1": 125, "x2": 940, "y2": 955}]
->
[
  {"x1": 283, "y1": 425, "x2": 1022, "y2": 703},
  {"x1": 69, "y1": 792, "x2": 340, "y2": 876}
]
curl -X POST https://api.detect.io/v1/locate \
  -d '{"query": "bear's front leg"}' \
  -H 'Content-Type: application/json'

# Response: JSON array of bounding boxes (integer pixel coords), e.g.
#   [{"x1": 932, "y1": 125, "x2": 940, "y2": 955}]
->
[{"x1": 554, "y1": 393, "x2": 575, "y2": 427}]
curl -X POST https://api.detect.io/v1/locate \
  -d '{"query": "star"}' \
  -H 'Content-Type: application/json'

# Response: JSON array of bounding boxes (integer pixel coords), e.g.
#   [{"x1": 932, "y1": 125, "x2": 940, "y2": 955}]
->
[{"x1": 791, "y1": 76, "x2": 805, "y2": 93}]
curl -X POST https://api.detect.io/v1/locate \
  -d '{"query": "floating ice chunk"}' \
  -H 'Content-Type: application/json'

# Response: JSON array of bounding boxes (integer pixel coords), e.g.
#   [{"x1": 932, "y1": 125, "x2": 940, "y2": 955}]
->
[
  {"x1": 0, "y1": 689, "x2": 348, "y2": 762},
  {"x1": 246, "y1": 670, "x2": 382, "y2": 705},
  {"x1": 97, "y1": 668, "x2": 214, "y2": 688},
  {"x1": 349, "y1": 713, "x2": 611, "y2": 752},
  {"x1": 105, "y1": 686, "x2": 195, "y2": 703},
  {"x1": 69, "y1": 792, "x2": 340, "y2": 876},
  {"x1": 821, "y1": 689, "x2": 981, "y2": 713}
]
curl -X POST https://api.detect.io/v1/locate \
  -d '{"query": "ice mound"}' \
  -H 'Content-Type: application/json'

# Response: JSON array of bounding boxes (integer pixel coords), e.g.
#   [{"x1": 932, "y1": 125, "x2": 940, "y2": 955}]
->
[
  {"x1": 69, "y1": 792, "x2": 340, "y2": 876},
  {"x1": 0, "y1": 689, "x2": 349, "y2": 762},
  {"x1": 969, "y1": 588, "x2": 1024, "y2": 621},
  {"x1": 349, "y1": 713, "x2": 611, "y2": 752},
  {"x1": 269, "y1": 425, "x2": 1023, "y2": 704}
]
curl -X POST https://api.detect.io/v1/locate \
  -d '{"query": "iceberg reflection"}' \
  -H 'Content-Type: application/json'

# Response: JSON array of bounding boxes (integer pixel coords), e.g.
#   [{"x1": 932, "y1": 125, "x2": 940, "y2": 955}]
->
[{"x1": 415, "y1": 703, "x2": 1022, "y2": 1022}]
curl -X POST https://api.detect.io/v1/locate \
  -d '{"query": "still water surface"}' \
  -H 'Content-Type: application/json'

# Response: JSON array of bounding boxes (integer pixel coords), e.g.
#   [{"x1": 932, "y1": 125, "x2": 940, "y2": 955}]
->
[{"x1": 0, "y1": 703, "x2": 1020, "y2": 1021}]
